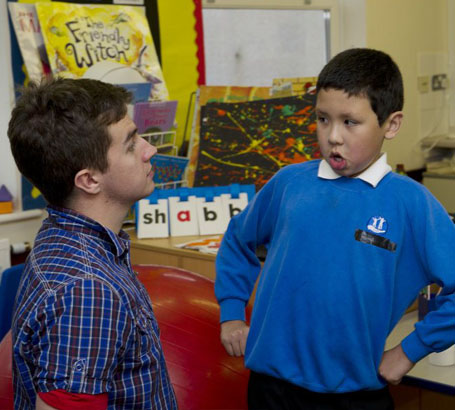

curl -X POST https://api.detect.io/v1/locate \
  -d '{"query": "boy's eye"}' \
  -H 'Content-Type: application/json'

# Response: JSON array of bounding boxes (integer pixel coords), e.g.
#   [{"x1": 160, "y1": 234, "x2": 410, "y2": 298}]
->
[
  {"x1": 344, "y1": 119, "x2": 357, "y2": 126},
  {"x1": 317, "y1": 116, "x2": 328, "y2": 124}
]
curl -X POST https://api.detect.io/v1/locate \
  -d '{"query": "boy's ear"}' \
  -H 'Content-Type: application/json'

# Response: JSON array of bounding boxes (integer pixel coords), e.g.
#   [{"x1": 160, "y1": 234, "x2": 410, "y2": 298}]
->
[
  {"x1": 74, "y1": 169, "x2": 101, "y2": 195},
  {"x1": 384, "y1": 111, "x2": 403, "y2": 140}
]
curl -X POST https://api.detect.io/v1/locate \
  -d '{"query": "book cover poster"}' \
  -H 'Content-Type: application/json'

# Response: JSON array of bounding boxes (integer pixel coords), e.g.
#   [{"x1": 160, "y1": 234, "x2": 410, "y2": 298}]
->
[
  {"x1": 187, "y1": 85, "x2": 273, "y2": 187},
  {"x1": 35, "y1": 1, "x2": 168, "y2": 100},
  {"x1": 194, "y1": 94, "x2": 320, "y2": 190},
  {"x1": 8, "y1": 2, "x2": 51, "y2": 82},
  {"x1": 150, "y1": 154, "x2": 188, "y2": 185},
  {"x1": 134, "y1": 100, "x2": 178, "y2": 134}
]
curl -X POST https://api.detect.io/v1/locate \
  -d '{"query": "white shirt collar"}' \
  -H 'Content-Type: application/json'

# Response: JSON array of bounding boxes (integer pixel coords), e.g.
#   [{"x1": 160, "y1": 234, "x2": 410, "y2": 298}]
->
[{"x1": 317, "y1": 153, "x2": 392, "y2": 188}]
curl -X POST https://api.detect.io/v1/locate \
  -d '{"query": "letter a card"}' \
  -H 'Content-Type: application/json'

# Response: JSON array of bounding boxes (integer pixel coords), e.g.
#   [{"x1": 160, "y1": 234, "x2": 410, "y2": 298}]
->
[{"x1": 169, "y1": 196, "x2": 199, "y2": 236}]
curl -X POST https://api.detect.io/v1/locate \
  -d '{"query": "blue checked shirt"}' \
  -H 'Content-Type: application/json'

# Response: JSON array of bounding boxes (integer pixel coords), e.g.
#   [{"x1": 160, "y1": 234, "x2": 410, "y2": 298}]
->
[{"x1": 12, "y1": 206, "x2": 178, "y2": 409}]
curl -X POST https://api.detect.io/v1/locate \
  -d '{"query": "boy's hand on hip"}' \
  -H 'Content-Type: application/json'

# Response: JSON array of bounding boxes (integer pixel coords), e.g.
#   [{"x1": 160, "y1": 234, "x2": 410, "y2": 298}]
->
[
  {"x1": 379, "y1": 344, "x2": 415, "y2": 385},
  {"x1": 220, "y1": 320, "x2": 249, "y2": 357}
]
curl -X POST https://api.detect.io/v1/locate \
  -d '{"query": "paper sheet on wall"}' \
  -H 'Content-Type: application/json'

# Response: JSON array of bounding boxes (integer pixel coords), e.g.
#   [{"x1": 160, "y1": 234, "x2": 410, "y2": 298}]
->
[
  {"x1": 8, "y1": 2, "x2": 51, "y2": 82},
  {"x1": 36, "y1": 1, "x2": 168, "y2": 100}
]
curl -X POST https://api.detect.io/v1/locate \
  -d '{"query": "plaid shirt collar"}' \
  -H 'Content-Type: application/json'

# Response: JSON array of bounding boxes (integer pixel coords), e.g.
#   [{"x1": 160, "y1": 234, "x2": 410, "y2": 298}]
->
[{"x1": 47, "y1": 205, "x2": 130, "y2": 258}]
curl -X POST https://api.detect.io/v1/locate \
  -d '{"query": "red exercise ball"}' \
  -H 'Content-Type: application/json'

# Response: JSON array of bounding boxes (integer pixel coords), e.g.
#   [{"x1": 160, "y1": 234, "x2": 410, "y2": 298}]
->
[
  {"x1": 135, "y1": 264, "x2": 250, "y2": 410},
  {"x1": 0, "y1": 332, "x2": 13, "y2": 410}
]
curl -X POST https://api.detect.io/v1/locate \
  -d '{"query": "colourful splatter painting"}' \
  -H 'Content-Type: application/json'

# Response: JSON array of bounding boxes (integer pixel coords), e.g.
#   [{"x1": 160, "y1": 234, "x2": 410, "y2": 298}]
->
[
  {"x1": 194, "y1": 94, "x2": 320, "y2": 190},
  {"x1": 187, "y1": 85, "x2": 273, "y2": 187}
]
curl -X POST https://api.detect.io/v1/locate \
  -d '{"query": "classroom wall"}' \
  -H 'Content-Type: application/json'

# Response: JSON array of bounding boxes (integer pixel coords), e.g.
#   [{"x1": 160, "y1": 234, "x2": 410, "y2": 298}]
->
[
  {"x1": 365, "y1": 0, "x2": 449, "y2": 171},
  {"x1": 1, "y1": 0, "x2": 450, "y2": 246}
]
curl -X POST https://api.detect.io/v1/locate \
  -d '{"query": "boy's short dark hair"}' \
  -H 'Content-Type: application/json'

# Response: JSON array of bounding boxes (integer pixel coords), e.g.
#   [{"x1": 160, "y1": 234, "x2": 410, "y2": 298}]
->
[
  {"x1": 8, "y1": 77, "x2": 132, "y2": 207},
  {"x1": 316, "y1": 48, "x2": 404, "y2": 125}
]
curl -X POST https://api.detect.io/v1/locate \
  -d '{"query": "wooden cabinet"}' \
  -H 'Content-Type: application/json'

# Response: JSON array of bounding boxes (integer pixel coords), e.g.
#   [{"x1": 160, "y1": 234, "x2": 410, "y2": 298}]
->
[
  {"x1": 130, "y1": 232, "x2": 217, "y2": 280},
  {"x1": 390, "y1": 384, "x2": 455, "y2": 410}
]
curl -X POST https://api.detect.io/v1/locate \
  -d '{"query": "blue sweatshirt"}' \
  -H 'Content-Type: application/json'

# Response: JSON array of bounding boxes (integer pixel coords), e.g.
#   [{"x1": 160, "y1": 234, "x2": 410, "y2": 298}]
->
[{"x1": 215, "y1": 160, "x2": 455, "y2": 393}]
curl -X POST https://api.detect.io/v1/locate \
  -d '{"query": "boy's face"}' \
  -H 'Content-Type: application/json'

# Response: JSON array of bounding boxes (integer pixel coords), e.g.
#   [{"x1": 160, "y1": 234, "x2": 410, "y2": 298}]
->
[
  {"x1": 100, "y1": 114, "x2": 157, "y2": 206},
  {"x1": 315, "y1": 88, "x2": 396, "y2": 177}
]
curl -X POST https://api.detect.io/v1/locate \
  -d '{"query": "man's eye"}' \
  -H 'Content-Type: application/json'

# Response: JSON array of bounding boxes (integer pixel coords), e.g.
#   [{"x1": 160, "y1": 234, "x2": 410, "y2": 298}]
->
[
  {"x1": 345, "y1": 119, "x2": 357, "y2": 126},
  {"x1": 127, "y1": 141, "x2": 137, "y2": 152},
  {"x1": 317, "y1": 116, "x2": 327, "y2": 124}
]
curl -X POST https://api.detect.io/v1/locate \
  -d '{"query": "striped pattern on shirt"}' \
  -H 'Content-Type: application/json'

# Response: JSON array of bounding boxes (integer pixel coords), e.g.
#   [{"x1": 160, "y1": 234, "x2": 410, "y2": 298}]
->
[{"x1": 12, "y1": 206, "x2": 177, "y2": 409}]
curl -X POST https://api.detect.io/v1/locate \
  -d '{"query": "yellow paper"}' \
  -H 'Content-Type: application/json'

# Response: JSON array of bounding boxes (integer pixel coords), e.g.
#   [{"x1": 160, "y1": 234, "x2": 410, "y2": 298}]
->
[
  {"x1": 157, "y1": 0, "x2": 200, "y2": 146},
  {"x1": 36, "y1": 1, "x2": 168, "y2": 100}
]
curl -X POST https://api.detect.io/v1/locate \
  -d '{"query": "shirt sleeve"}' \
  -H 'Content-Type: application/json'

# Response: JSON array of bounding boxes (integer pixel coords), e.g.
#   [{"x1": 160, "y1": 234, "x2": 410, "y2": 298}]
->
[
  {"x1": 30, "y1": 277, "x2": 133, "y2": 395},
  {"x1": 401, "y1": 188, "x2": 455, "y2": 362}
]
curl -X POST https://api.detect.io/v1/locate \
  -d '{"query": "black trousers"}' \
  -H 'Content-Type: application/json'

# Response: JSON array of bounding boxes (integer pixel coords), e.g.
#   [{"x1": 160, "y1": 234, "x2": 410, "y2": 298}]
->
[{"x1": 248, "y1": 371, "x2": 395, "y2": 410}]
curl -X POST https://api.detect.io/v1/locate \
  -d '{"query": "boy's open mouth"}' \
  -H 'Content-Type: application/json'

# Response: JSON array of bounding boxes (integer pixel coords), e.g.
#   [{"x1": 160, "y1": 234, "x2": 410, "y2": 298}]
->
[{"x1": 329, "y1": 153, "x2": 346, "y2": 170}]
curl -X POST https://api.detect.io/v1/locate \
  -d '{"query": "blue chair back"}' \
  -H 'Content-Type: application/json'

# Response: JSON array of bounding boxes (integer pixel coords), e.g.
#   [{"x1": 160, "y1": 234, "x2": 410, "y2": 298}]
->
[{"x1": 0, "y1": 264, "x2": 25, "y2": 342}]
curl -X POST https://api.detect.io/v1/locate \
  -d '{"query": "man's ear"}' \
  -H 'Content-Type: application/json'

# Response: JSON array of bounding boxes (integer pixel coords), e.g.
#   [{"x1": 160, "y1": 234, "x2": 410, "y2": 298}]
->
[
  {"x1": 384, "y1": 111, "x2": 403, "y2": 140},
  {"x1": 74, "y1": 169, "x2": 101, "y2": 195}
]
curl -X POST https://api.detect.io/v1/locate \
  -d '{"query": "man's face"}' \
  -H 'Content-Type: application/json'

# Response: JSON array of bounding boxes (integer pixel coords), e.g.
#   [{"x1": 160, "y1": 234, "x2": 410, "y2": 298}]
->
[
  {"x1": 100, "y1": 114, "x2": 157, "y2": 207},
  {"x1": 315, "y1": 88, "x2": 390, "y2": 177}
]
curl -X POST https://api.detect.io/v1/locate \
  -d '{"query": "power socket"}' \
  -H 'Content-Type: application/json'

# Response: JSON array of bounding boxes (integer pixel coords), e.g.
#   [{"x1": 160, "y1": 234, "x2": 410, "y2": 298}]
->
[
  {"x1": 432, "y1": 73, "x2": 448, "y2": 91},
  {"x1": 417, "y1": 76, "x2": 430, "y2": 93}
]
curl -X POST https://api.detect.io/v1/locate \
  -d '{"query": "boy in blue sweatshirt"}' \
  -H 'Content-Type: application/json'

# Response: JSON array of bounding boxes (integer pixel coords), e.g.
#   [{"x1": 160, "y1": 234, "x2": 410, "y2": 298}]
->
[{"x1": 215, "y1": 48, "x2": 455, "y2": 409}]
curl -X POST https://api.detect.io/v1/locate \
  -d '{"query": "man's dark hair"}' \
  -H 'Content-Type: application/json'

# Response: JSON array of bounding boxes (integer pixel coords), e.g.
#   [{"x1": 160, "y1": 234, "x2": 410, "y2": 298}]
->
[
  {"x1": 316, "y1": 48, "x2": 404, "y2": 125},
  {"x1": 8, "y1": 77, "x2": 132, "y2": 207}
]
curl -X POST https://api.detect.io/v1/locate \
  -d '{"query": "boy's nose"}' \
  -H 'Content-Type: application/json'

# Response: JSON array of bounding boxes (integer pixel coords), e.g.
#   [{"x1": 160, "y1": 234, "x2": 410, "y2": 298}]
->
[{"x1": 328, "y1": 127, "x2": 343, "y2": 145}]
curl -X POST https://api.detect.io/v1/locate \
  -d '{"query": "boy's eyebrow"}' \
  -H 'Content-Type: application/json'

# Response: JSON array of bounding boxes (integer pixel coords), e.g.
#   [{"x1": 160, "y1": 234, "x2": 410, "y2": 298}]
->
[
  {"x1": 123, "y1": 127, "x2": 138, "y2": 145},
  {"x1": 316, "y1": 108, "x2": 358, "y2": 118}
]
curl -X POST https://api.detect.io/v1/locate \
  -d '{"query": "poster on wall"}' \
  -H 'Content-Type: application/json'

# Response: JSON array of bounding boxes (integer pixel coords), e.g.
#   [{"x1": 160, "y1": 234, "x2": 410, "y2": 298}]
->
[
  {"x1": 6, "y1": 0, "x2": 162, "y2": 210},
  {"x1": 36, "y1": 1, "x2": 168, "y2": 100},
  {"x1": 8, "y1": 2, "x2": 50, "y2": 83},
  {"x1": 186, "y1": 85, "x2": 273, "y2": 187},
  {"x1": 194, "y1": 93, "x2": 320, "y2": 190}
]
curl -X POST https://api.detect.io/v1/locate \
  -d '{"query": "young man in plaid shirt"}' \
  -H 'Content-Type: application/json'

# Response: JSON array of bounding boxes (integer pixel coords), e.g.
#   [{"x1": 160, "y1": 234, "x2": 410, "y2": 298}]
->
[{"x1": 8, "y1": 78, "x2": 177, "y2": 409}]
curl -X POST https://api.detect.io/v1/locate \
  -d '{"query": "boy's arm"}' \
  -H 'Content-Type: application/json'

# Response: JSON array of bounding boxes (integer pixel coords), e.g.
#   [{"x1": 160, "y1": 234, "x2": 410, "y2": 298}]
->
[
  {"x1": 399, "y1": 188, "x2": 455, "y2": 364},
  {"x1": 379, "y1": 344, "x2": 415, "y2": 385},
  {"x1": 215, "y1": 176, "x2": 279, "y2": 323},
  {"x1": 220, "y1": 320, "x2": 250, "y2": 357}
]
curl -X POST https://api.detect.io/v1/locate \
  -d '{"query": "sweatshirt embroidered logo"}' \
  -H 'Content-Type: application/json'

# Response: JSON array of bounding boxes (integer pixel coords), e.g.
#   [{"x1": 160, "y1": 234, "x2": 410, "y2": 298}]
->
[{"x1": 367, "y1": 216, "x2": 388, "y2": 234}]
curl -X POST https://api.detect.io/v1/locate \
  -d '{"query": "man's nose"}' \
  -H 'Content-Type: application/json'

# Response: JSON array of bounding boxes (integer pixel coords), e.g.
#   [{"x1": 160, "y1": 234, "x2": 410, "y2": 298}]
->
[{"x1": 143, "y1": 139, "x2": 157, "y2": 161}]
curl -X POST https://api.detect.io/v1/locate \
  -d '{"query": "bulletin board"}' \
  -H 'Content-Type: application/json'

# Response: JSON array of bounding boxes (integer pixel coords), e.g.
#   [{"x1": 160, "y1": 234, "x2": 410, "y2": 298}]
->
[
  {"x1": 5, "y1": 0, "x2": 161, "y2": 211},
  {"x1": 202, "y1": 0, "x2": 340, "y2": 87}
]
